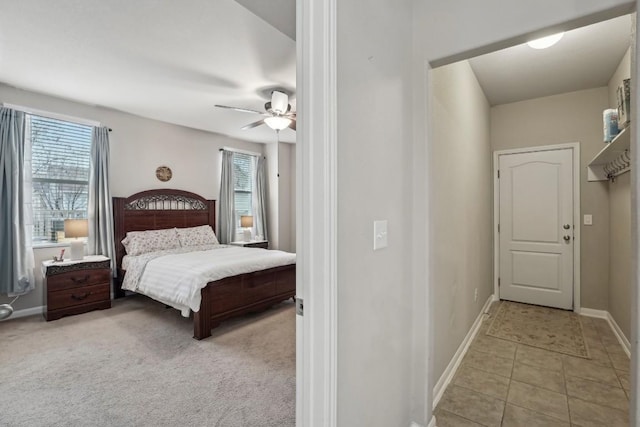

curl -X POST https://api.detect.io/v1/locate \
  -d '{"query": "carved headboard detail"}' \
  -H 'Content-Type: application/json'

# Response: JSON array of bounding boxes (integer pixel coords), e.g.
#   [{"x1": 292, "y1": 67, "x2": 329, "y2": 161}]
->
[
  {"x1": 112, "y1": 189, "x2": 216, "y2": 297},
  {"x1": 124, "y1": 193, "x2": 208, "y2": 211}
]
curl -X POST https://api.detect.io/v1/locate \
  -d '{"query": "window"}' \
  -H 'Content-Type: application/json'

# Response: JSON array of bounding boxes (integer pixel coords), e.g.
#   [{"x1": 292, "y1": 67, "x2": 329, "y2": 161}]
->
[
  {"x1": 233, "y1": 152, "x2": 256, "y2": 229},
  {"x1": 29, "y1": 115, "x2": 92, "y2": 242}
]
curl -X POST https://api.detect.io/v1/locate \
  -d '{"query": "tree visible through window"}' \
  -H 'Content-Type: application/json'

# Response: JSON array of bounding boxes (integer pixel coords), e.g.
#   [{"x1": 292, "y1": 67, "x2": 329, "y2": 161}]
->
[
  {"x1": 29, "y1": 115, "x2": 92, "y2": 242},
  {"x1": 233, "y1": 152, "x2": 255, "y2": 230}
]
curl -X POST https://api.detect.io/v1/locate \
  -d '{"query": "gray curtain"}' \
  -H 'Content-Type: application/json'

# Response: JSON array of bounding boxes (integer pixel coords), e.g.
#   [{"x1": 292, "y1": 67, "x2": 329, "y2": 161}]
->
[
  {"x1": 88, "y1": 126, "x2": 116, "y2": 276},
  {"x1": 219, "y1": 150, "x2": 235, "y2": 243},
  {"x1": 0, "y1": 107, "x2": 35, "y2": 296},
  {"x1": 254, "y1": 156, "x2": 268, "y2": 241}
]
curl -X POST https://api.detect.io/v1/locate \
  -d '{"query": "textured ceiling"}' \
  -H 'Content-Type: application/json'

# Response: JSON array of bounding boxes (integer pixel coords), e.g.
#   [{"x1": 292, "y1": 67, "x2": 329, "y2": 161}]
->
[
  {"x1": 469, "y1": 15, "x2": 631, "y2": 106},
  {"x1": 0, "y1": 0, "x2": 296, "y2": 143}
]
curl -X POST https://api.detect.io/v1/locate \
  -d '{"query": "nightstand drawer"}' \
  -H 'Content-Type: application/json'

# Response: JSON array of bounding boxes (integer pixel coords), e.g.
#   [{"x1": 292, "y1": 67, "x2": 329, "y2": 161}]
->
[
  {"x1": 48, "y1": 283, "x2": 110, "y2": 311},
  {"x1": 47, "y1": 269, "x2": 111, "y2": 292}
]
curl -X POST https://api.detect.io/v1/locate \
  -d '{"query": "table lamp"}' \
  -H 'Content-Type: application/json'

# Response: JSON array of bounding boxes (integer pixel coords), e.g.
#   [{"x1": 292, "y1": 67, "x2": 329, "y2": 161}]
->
[
  {"x1": 64, "y1": 219, "x2": 88, "y2": 260},
  {"x1": 240, "y1": 215, "x2": 253, "y2": 242}
]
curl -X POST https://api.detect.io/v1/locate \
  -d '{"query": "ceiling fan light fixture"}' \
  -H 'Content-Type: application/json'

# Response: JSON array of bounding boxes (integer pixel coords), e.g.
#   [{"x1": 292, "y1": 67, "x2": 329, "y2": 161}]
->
[
  {"x1": 264, "y1": 116, "x2": 292, "y2": 131},
  {"x1": 271, "y1": 90, "x2": 289, "y2": 114},
  {"x1": 527, "y1": 32, "x2": 564, "y2": 49}
]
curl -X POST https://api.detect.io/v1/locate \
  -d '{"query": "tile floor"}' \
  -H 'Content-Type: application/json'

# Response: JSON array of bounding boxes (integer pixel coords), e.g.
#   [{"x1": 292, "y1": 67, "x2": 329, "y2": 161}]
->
[{"x1": 434, "y1": 302, "x2": 631, "y2": 427}]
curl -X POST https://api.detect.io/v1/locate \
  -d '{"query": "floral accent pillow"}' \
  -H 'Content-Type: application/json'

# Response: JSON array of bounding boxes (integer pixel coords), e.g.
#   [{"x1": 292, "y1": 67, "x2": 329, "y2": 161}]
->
[
  {"x1": 176, "y1": 225, "x2": 220, "y2": 247},
  {"x1": 121, "y1": 228, "x2": 180, "y2": 256}
]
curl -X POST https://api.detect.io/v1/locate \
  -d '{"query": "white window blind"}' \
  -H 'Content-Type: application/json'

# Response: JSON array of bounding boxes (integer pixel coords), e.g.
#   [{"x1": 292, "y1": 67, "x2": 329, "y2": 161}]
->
[
  {"x1": 233, "y1": 152, "x2": 255, "y2": 228},
  {"x1": 30, "y1": 114, "x2": 92, "y2": 242}
]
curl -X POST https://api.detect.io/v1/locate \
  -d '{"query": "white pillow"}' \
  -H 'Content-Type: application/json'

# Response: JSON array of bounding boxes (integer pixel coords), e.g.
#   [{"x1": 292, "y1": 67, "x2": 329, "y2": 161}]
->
[
  {"x1": 176, "y1": 225, "x2": 219, "y2": 247},
  {"x1": 121, "y1": 228, "x2": 180, "y2": 256}
]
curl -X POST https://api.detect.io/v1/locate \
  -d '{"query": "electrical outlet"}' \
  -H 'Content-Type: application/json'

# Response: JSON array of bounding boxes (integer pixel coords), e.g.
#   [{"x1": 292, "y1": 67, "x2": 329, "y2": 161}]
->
[{"x1": 474, "y1": 288, "x2": 478, "y2": 302}]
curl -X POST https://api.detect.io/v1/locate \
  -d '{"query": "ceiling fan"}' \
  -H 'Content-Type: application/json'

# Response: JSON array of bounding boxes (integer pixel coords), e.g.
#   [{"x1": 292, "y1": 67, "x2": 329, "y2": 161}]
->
[{"x1": 215, "y1": 90, "x2": 296, "y2": 131}]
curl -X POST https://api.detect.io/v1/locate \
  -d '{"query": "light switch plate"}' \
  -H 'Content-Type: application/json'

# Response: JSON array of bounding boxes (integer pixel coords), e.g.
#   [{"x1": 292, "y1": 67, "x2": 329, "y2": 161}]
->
[
  {"x1": 373, "y1": 220, "x2": 388, "y2": 250},
  {"x1": 584, "y1": 214, "x2": 593, "y2": 226}
]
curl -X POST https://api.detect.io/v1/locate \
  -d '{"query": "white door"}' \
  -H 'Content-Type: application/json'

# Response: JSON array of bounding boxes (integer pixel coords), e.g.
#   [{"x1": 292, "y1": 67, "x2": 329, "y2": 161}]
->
[{"x1": 498, "y1": 148, "x2": 574, "y2": 309}]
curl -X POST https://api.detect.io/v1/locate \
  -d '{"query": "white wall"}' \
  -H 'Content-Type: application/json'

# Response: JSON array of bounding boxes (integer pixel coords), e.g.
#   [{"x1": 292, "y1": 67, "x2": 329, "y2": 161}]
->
[
  {"x1": 0, "y1": 83, "x2": 277, "y2": 312},
  {"x1": 430, "y1": 60, "x2": 492, "y2": 382},
  {"x1": 336, "y1": 0, "x2": 413, "y2": 425}
]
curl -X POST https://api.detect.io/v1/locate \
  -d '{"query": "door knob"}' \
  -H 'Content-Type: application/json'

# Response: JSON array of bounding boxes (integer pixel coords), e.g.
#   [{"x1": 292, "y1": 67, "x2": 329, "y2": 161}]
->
[
  {"x1": 563, "y1": 235, "x2": 571, "y2": 241},
  {"x1": 563, "y1": 224, "x2": 571, "y2": 230}
]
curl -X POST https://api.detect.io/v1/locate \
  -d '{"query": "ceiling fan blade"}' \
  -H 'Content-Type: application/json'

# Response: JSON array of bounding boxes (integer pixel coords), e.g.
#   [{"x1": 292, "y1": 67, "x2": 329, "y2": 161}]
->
[
  {"x1": 271, "y1": 91, "x2": 289, "y2": 114},
  {"x1": 215, "y1": 105, "x2": 266, "y2": 115},
  {"x1": 241, "y1": 119, "x2": 265, "y2": 130}
]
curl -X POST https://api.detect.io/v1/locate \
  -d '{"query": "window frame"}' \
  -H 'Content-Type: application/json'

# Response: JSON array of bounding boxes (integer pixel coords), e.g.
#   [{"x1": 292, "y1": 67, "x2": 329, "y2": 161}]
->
[{"x1": 24, "y1": 111, "x2": 95, "y2": 244}]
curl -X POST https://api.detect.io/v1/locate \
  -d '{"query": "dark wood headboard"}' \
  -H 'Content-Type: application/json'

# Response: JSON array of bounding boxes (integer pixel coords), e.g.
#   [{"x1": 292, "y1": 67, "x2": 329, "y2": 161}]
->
[{"x1": 112, "y1": 189, "x2": 216, "y2": 297}]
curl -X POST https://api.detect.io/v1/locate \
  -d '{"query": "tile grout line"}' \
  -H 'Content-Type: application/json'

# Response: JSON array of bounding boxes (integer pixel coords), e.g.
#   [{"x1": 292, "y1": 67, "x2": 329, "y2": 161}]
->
[
  {"x1": 500, "y1": 345, "x2": 518, "y2": 426},
  {"x1": 562, "y1": 356, "x2": 573, "y2": 426},
  {"x1": 435, "y1": 408, "x2": 491, "y2": 427}
]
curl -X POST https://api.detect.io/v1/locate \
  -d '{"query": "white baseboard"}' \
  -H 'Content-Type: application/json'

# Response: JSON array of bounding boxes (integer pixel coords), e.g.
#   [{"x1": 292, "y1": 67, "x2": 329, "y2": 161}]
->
[
  {"x1": 579, "y1": 307, "x2": 631, "y2": 357},
  {"x1": 432, "y1": 294, "x2": 494, "y2": 409},
  {"x1": 1, "y1": 305, "x2": 44, "y2": 321},
  {"x1": 606, "y1": 312, "x2": 631, "y2": 357},
  {"x1": 579, "y1": 307, "x2": 607, "y2": 319},
  {"x1": 409, "y1": 416, "x2": 436, "y2": 427}
]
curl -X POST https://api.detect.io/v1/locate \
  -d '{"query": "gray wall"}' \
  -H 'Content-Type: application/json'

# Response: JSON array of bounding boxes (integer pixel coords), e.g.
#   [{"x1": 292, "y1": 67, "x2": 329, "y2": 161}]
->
[
  {"x1": 609, "y1": 172, "x2": 631, "y2": 338},
  {"x1": 491, "y1": 87, "x2": 611, "y2": 310},
  {"x1": 336, "y1": 0, "x2": 413, "y2": 424},
  {"x1": 0, "y1": 83, "x2": 295, "y2": 312},
  {"x1": 607, "y1": 48, "x2": 632, "y2": 338},
  {"x1": 266, "y1": 141, "x2": 295, "y2": 252},
  {"x1": 414, "y1": 1, "x2": 633, "y2": 422},
  {"x1": 430, "y1": 60, "x2": 493, "y2": 382}
]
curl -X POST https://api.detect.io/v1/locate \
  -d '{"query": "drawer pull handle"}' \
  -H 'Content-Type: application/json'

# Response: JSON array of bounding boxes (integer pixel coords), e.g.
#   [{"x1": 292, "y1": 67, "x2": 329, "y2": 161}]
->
[
  {"x1": 71, "y1": 292, "x2": 91, "y2": 301},
  {"x1": 71, "y1": 275, "x2": 90, "y2": 285}
]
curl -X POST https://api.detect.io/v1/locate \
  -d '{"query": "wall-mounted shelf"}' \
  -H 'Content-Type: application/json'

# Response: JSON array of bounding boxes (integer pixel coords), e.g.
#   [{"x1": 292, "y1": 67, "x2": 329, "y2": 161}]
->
[{"x1": 587, "y1": 126, "x2": 631, "y2": 181}]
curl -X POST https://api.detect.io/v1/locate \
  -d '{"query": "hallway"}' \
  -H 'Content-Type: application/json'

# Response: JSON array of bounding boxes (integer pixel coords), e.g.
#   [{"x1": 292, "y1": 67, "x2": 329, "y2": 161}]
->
[{"x1": 434, "y1": 301, "x2": 630, "y2": 426}]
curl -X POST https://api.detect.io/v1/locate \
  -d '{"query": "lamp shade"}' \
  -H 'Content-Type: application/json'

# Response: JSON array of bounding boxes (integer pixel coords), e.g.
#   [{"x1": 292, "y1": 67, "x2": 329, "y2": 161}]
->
[
  {"x1": 264, "y1": 116, "x2": 292, "y2": 131},
  {"x1": 64, "y1": 219, "x2": 88, "y2": 238},
  {"x1": 240, "y1": 215, "x2": 253, "y2": 228}
]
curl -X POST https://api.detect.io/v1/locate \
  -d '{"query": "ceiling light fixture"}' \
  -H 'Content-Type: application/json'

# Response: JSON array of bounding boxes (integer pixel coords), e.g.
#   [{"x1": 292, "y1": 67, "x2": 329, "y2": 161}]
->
[
  {"x1": 264, "y1": 116, "x2": 292, "y2": 131},
  {"x1": 527, "y1": 32, "x2": 564, "y2": 49}
]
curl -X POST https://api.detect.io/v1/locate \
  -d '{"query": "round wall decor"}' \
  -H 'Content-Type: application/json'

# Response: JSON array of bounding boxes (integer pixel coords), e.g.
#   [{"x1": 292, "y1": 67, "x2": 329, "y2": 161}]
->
[{"x1": 155, "y1": 165, "x2": 173, "y2": 182}]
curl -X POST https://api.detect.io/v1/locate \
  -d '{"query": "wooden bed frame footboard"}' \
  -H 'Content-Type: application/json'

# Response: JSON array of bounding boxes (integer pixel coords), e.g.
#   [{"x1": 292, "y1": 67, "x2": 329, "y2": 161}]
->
[
  {"x1": 113, "y1": 189, "x2": 296, "y2": 340},
  {"x1": 194, "y1": 264, "x2": 296, "y2": 340}
]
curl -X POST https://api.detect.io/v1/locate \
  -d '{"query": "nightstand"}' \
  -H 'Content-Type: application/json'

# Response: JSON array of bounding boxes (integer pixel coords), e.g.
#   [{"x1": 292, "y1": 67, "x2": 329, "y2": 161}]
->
[
  {"x1": 229, "y1": 240, "x2": 269, "y2": 249},
  {"x1": 42, "y1": 255, "x2": 111, "y2": 321}
]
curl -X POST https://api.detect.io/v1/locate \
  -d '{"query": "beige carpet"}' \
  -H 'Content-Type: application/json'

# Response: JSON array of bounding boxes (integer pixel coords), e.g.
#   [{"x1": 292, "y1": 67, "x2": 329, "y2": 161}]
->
[
  {"x1": 0, "y1": 296, "x2": 295, "y2": 427},
  {"x1": 486, "y1": 301, "x2": 590, "y2": 358}
]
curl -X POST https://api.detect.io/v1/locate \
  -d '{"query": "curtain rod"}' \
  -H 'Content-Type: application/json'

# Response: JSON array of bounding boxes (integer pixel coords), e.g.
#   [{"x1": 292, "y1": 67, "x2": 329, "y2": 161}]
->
[
  {"x1": 3, "y1": 102, "x2": 110, "y2": 130},
  {"x1": 220, "y1": 146, "x2": 262, "y2": 157}
]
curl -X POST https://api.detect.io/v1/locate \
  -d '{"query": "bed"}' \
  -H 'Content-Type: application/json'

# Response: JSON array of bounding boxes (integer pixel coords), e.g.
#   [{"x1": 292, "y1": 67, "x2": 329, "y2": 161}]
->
[{"x1": 113, "y1": 189, "x2": 296, "y2": 340}]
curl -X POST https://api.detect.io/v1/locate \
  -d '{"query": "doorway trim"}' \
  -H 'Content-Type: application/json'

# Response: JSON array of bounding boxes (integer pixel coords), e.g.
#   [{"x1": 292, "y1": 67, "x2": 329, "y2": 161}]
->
[
  {"x1": 493, "y1": 142, "x2": 581, "y2": 312},
  {"x1": 296, "y1": 0, "x2": 338, "y2": 425}
]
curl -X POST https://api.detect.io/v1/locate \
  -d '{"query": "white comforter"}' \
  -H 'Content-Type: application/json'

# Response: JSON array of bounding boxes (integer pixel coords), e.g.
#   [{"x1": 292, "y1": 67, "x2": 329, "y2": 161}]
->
[{"x1": 121, "y1": 245, "x2": 296, "y2": 316}]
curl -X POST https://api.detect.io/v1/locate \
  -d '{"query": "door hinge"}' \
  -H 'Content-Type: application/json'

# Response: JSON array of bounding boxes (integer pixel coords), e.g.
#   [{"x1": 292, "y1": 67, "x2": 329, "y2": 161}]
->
[
  {"x1": 498, "y1": 223, "x2": 500, "y2": 233},
  {"x1": 295, "y1": 297, "x2": 304, "y2": 316},
  {"x1": 498, "y1": 278, "x2": 501, "y2": 287},
  {"x1": 497, "y1": 170, "x2": 500, "y2": 179}
]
